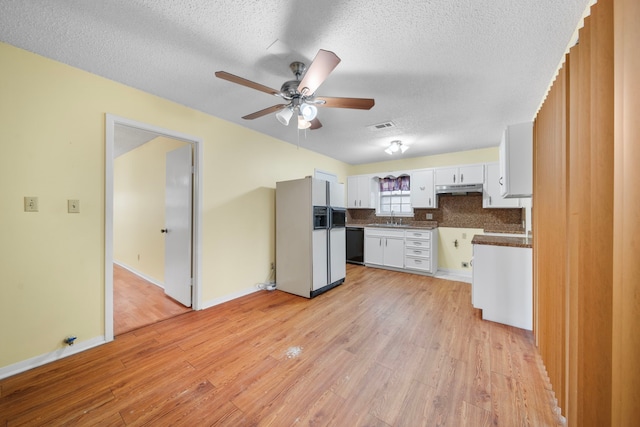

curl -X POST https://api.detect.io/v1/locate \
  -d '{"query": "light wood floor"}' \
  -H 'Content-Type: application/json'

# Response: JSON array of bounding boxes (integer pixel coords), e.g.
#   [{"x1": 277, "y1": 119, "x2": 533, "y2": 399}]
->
[
  {"x1": 0, "y1": 265, "x2": 563, "y2": 426},
  {"x1": 114, "y1": 264, "x2": 191, "y2": 336}
]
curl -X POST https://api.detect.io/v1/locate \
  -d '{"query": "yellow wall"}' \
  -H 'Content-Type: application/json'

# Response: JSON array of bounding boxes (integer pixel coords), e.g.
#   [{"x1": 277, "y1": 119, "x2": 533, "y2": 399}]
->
[
  {"x1": 438, "y1": 227, "x2": 484, "y2": 273},
  {"x1": 114, "y1": 137, "x2": 188, "y2": 283},
  {"x1": 349, "y1": 147, "x2": 499, "y2": 175},
  {"x1": 0, "y1": 42, "x2": 349, "y2": 369}
]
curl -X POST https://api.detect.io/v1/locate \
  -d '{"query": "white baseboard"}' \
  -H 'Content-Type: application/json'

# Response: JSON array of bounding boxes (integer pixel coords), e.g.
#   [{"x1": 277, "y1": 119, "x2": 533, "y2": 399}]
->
[
  {"x1": 0, "y1": 335, "x2": 105, "y2": 380},
  {"x1": 114, "y1": 260, "x2": 164, "y2": 289},
  {"x1": 435, "y1": 268, "x2": 472, "y2": 283},
  {"x1": 201, "y1": 285, "x2": 261, "y2": 310}
]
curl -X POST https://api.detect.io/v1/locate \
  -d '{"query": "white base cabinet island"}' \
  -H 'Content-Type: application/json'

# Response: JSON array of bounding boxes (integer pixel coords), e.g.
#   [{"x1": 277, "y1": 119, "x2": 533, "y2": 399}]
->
[{"x1": 471, "y1": 235, "x2": 532, "y2": 330}]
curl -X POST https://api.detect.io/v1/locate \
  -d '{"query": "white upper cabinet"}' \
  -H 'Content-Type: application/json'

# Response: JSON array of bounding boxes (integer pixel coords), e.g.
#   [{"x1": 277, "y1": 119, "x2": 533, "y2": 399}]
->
[
  {"x1": 347, "y1": 175, "x2": 375, "y2": 209},
  {"x1": 311, "y1": 178, "x2": 327, "y2": 206},
  {"x1": 329, "y1": 181, "x2": 345, "y2": 208},
  {"x1": 483, "y1": 162, "x2": 520, "y2": 208},
  {"x1": 435, "y1": 164, "x2": 484, "y2": 186},
  {"x1": 410, "y1": 169, "x2": 437, "y2": 208},
  {"x1": 499, "y1": 121, "x2": 533, "y2": 198}
]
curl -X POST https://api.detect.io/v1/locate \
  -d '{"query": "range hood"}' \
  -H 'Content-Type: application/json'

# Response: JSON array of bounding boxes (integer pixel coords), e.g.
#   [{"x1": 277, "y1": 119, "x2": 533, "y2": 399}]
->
[{"x1": 435, "y1": 183, "x2": 483, "y2": 195}]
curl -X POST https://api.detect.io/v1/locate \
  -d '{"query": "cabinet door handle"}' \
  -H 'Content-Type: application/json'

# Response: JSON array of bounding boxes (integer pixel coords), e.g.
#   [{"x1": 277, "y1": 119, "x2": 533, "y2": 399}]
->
[
  {"x1": 428, "y1": 197, "x2": 431, "y2": 206},
  {"x1": 420, "y1": 186, "x2": 425, "y2": 190},
  {"x1": 489, "y1": 196, "x2": 492, "y2": 205},
  {"x1": 461, "y1": 173, "x2": 464, "y2": 183},
  {"x1": 499, "y1": 177, "x2": 503, "y2": 185},
  {"x1": 453, "y1": 174, "x2": 456, "y2": 183},
  {"x1": 385, "y1": 238, "x2": 388, "y2": 247},
  {"x1": 379, "y1": 238, "x2": 382, "y2": 246}
]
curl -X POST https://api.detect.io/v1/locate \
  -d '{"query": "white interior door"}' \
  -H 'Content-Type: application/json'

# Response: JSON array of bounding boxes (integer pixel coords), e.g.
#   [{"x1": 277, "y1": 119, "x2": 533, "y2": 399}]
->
[{"x1": 164, "y1": 144, "x2": 192, "y2": 306}]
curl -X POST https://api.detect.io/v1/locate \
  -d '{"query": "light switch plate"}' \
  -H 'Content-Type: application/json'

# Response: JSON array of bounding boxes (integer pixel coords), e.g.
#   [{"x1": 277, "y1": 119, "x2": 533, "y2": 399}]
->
[
  {"x1": 24, "y1": 196, "x2": 39, "y2": 212},
  {"x1": 67, "y1": 199, "x2": 80, "y2": 213}
]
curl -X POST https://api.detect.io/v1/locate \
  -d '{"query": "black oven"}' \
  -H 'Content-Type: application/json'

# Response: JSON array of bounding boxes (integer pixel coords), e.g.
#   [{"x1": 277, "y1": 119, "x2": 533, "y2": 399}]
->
[{"x1": 313, "y1": 206, "x2": 328, "y2": 229}]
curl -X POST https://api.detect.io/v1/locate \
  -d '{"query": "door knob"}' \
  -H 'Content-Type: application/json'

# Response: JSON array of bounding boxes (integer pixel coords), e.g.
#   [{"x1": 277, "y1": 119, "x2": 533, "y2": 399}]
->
[{"x1": 161, "y1": 229, "x2": 168, "y2": 233}]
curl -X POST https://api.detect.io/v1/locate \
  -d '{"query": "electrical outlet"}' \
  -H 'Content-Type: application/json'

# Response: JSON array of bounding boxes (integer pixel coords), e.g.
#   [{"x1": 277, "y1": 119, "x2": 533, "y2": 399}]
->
[
  {"x1": 462, "y1": 233, "x2": 467, "y2": 239},
  {"x1": 24, "y1": 196, "x2": 39, "y2": 212},
  {"x1": 67, "y1": 199, "x2": 80, "y2": 213},
  {"x1": 426, "y1": 213, "x2": 433, "y2": 220},
  {"x1": 461, "y1": 261, "x2": 469, "y2": 268}
]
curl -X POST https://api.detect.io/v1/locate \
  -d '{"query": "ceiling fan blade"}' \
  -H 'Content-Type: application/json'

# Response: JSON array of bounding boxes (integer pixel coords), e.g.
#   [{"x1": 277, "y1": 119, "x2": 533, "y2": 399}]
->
[
  {"x1": 297, "y1": 49, "x2": 341, "y2": 96},
  {"x1": 309, "y1": 118, "x2": 322, "y2": 130},
  {"x1": 215, "y1": 71, "x2": 281, "y2": 96},
  {"x1": 315, "y1": 96, "x2": 375, "y2": 110},
  {"x1": 242, "y1": 104, "x2": 288, "y2": 120}
]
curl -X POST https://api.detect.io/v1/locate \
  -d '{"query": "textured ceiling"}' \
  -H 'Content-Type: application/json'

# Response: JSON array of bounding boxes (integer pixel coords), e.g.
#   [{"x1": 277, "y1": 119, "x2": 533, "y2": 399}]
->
[{"x1": 0, "y1": 0, "x2": 589, "y2": 165}]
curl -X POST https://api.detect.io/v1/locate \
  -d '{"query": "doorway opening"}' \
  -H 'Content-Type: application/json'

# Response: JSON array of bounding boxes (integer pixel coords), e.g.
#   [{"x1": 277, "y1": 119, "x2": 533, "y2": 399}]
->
[{"x1": 105, "y1": 115, "x2": 203, "y2": 341}]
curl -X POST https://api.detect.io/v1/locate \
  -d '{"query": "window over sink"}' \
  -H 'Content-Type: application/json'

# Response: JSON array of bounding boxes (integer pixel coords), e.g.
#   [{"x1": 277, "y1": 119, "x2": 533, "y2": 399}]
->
[{"x1": 377, "y1": 175, "x2": 413, "y2": 216}]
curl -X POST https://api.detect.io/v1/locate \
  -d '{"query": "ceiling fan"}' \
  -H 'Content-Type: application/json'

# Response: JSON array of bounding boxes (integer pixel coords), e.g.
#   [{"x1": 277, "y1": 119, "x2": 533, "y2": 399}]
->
[{"x1": 215, "y1": 49, "x2": 375, "y2": 130}]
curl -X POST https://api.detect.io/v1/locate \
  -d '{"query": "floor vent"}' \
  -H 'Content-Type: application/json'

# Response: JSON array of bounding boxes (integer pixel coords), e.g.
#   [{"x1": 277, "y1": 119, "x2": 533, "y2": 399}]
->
[{"x1": 367, "y1": 121, "x2": 396, "y2": 131}]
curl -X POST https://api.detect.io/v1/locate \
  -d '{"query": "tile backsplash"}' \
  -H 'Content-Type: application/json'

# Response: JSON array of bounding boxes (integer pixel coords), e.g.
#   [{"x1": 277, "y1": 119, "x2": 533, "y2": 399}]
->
[{"x1": 347, "y1": 194, "x2": 523, "y2": 231}]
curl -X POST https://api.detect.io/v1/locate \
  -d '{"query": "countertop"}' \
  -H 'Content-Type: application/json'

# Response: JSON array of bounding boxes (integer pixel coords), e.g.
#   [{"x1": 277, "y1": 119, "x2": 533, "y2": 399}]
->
[
  {"x1": 471, "y1": 234, "x2": 532, "y2": 249},
  {"x1": 483, "y1": 225, "x2": 525, "y2": 234},
  {"x1": 347, "y1": 220, "x2": 439, "y2": 230},
  {"x1": 355, "y1": 223, "x2": 438, "y2": 230}
]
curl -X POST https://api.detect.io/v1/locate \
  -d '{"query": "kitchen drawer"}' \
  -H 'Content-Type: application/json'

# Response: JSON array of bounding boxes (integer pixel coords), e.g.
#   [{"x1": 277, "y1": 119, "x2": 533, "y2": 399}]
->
[
  {"x1": 405, "y1": 256, "x2": 431, "y2": 271},
  {"x1": 364, "y1": 228, "x2": 405, "y2": 238},
  {"x1": 406, "y1": 239, "x2": 431, "y2": 250},
  {"x1": 406, "y1": 247, "x2": 430, "y2": 258},
  {"x1": 405, "y1": 230, "x2": 431, "y2": 240}
]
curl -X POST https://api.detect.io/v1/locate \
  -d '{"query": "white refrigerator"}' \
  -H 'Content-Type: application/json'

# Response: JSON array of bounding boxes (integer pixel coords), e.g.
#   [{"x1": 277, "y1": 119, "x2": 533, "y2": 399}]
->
[{"x1": 276, "y1": 177, "x2": 346, "y2": 298}]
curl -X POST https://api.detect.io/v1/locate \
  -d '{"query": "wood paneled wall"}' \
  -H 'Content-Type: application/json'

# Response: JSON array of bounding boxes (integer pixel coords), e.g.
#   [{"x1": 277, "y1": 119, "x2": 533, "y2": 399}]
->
[
  {"x1": 533, "y1": 0, "x2": 639, "y2": 425},
  {"x1": 612, "y1": 0, "x2": 640, "y2": 424},
  {"x1": 533, "y1": 62, "x2": 568, "y2": 410}
]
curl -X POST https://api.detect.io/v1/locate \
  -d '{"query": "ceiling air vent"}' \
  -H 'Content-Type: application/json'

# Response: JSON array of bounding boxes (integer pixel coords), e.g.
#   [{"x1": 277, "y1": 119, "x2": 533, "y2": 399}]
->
[{"x1": 367, "y1": 121, "x2": 396, "y2": 131}]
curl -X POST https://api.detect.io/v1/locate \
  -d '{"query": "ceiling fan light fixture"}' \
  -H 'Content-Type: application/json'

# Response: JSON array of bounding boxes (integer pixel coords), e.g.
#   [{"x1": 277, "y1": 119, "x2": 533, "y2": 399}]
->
[
  {"x1": 385, "y1": 140, "x2": 407, "y2": 155},
  {"x1": 276, "y1": 106, "x2": 293, "y2": 125},
  {"x1": 299, "y1": 103, "x2": 318, "y2": 121},
  {"x1": 298, "y1": 117, "x2": 311, "y2": 129}
]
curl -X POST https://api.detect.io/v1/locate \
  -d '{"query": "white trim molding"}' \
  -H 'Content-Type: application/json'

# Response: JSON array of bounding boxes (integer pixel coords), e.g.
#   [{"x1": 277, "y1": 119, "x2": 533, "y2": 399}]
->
[
  {"x1": 201, "y1": 286, "x2": 261, "y2": 311},
  {"x1": 105, "y1": 114, "x2": 204, "y2": 344},
  {"x1": 113, "y1": 260, "x2": 165, "y2": 289},
  {"x1": 0, "y1": 336, "x2": 105, "y2": 380}
]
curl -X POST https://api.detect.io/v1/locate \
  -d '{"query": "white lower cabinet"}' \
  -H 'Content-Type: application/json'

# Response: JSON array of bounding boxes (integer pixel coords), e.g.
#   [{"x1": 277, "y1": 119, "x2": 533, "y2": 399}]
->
[
  {"x1": 364, "y1": 228, "x2": 404, "y2": 269},
  {"x1": 364, "y1": 227, "x2": 438, "y2": 275},
  {"x1": 404, "y1": 229, "x2": 437, "y2": 274},
  {"x1": 472, "y1": 243, "x2": 532, "y2": 330}
]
